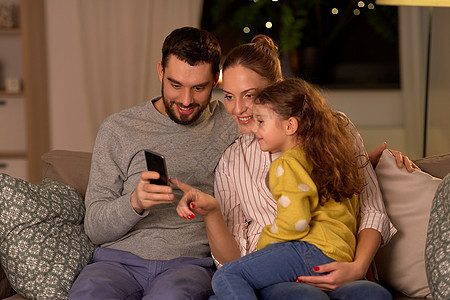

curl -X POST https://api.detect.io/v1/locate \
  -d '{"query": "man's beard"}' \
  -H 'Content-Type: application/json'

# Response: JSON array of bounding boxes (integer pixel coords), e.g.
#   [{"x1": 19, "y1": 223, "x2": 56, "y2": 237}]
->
[{"x1": 161, "y1": 82, "x2": 211, "y2": 125}]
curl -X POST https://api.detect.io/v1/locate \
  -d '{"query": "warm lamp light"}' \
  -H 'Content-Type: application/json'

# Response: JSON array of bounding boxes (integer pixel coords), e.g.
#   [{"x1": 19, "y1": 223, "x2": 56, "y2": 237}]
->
[
  {"x1": 376, "y1": 0, "x2": 450, "y2": 157},
  {"x1": 376, "y1": 0, "x2": 450, "y2": 6}
]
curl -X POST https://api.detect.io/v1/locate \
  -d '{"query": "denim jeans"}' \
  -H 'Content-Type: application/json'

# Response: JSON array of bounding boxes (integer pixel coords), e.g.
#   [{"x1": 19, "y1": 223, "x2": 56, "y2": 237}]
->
[
  {"x1": 69, "y1": 248, "x2": 215, "y2": 300},
  {"x1": 212, "y1": 241, "x2": 334, "y2": 299},
  {"x1": 211, "y1": 241, "x2": 392, "y2": 300},
  {"x1": 258, "y1": 280, "x2": 392, "y2": 300}
]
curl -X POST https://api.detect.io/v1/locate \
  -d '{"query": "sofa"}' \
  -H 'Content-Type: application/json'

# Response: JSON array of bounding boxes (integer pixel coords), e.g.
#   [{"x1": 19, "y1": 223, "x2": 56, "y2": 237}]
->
[{"x1": 0, "y1": 149, "x2": 449, "y2": 300}]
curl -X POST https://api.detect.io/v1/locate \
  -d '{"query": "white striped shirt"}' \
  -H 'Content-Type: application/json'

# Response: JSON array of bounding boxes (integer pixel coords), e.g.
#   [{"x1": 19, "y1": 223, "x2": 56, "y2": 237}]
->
[{"x1": 214, "y1": 118, "x2": 397, "y2": 258}]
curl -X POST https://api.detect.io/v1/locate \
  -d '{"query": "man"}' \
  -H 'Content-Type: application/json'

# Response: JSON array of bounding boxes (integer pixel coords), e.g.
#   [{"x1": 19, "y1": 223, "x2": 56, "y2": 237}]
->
[{"x1": 69, "y1": 27, "x2": 239, "y2": 300}]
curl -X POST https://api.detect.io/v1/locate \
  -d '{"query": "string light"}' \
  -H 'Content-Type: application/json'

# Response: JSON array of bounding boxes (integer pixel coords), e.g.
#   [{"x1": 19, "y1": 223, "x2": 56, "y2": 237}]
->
[
  {"x1": 368, "y1": 3, "x2": 375, "y2": 9},
  {"x1": 265, "y1": 21, "x2": 273, "y2": 28},
  {"x1": 353, "y1": 9, "x2": 361, "y2": 15},
  {"x1": 243, "y1": 27, "x2": 250, "y2": 34},
  {"x1": 332, "y1": 8, "x2": 339, "y2": 14},
  {"x1": 358, "y1": 1, "x2": 365, "y2": 7}
]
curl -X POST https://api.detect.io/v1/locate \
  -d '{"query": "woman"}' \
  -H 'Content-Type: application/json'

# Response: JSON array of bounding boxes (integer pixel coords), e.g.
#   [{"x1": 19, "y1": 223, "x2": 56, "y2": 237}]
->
[{"x1": 174, "y1": 35, "x2": 416, "y2": 299}]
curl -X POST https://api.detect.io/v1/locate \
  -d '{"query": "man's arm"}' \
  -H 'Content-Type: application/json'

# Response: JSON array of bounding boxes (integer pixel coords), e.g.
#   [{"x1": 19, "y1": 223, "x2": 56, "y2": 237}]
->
[
  {"x1": 84, "y1": 123, "x2": 174, "y2": 244},
  {"x1": 84, "y1": 125, "x2": 141, "y2": 244}
]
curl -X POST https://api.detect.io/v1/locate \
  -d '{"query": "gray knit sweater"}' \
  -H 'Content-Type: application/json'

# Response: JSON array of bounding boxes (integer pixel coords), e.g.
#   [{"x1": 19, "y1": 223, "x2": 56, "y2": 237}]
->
[{"x1": 84, "y1": 98, "x2": 239, "y2": 260}]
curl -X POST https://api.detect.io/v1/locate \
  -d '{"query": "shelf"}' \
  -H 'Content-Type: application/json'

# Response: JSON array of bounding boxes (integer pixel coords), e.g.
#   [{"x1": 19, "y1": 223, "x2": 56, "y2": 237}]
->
[
  {"x1": 0, "y1": 151, "x2": 27, "y2": 158},
  {"x1": 0, "y1": 28, "x2": 20, "y2": 35},
  {"x1": 0, "y1": 90, "x2": 24, "y2": 97},
  {"x1": 0, "y1": 0, "x2": 49, "y2": 184}
]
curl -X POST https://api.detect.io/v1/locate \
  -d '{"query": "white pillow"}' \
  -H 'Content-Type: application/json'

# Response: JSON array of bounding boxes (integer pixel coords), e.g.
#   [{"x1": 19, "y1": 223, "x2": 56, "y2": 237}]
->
[{"x1": 374, "y1": 149, "x2": 442, "y2": 298}]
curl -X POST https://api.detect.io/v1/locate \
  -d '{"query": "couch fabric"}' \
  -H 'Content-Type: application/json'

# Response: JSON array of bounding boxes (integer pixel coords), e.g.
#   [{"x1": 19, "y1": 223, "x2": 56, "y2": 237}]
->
[
  {"x1": 0, "y1": 150, "x2": 449, "y2": 300},
  {"x1": 0, "y1": 267, "x2": 12, "y2": 299},
  {"x1": 414, "y1": 153, "x2": 450, "y2": 180},
  {"x1": 41, "y1": 150, "x2": 92, "y2": 199}
]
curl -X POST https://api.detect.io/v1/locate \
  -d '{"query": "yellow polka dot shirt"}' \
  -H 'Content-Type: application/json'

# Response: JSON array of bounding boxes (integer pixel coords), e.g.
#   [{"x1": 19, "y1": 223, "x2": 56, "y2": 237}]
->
[{"x1": 256, "y1": 147, "x2": 359, "y2": 262}]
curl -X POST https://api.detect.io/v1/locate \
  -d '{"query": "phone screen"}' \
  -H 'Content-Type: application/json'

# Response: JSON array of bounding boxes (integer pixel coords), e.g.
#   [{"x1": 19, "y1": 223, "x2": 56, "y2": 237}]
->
[{"x1": 144, "y1": 150, "x2": 168, "y2": 185}]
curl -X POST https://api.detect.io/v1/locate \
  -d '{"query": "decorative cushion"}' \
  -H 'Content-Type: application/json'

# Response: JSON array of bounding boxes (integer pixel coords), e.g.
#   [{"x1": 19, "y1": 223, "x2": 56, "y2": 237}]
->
[
  {"x1": 0, "y1": 174, "x2": 96, "y2": 299},
  {"x1": 374, "y1": 149, "x2": 442, "y2": 299},
  {"x1": 425, "y1": 174, "x2": 450, "y2": 300},
  {"x1": 41, "y1": 150, "x2": 92, "y2": 198}
]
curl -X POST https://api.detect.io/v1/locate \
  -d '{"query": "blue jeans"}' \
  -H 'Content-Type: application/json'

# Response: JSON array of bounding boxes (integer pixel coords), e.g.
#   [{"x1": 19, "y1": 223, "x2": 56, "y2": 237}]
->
[
  {"x1": 211, "y1": 241, "x2": 392, "y2": 300},
  {"x1": 69, "y1": 247, "x2": 215, "y2": 300},
  {"x1": 258, "y1": 280, "x2": 392, "y2": 300}
]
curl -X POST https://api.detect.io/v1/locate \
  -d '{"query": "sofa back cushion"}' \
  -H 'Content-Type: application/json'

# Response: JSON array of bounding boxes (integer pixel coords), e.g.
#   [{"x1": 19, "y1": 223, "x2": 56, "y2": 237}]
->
[
  {"x1": 41, "y1": 150, "x2": 92, "y2": 198},
  {"x1": 414, "y1": 153, "x2": 450, "y2": 179}
]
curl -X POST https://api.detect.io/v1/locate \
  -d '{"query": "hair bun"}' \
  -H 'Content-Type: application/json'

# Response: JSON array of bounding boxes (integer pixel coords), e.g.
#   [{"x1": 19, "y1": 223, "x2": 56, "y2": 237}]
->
[{"x1": 251, "y1": 35, "x2": 279, "y2": 55}]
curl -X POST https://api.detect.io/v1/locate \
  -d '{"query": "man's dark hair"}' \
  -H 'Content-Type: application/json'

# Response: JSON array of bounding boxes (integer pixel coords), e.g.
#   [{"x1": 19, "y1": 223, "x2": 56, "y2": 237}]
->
[{"x1": 161, "y1": 27, "x2": 221, "y2": 76}]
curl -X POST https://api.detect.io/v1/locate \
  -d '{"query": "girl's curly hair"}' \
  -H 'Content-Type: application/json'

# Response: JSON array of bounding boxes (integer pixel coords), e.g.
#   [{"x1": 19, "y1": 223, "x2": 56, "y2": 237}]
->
[{"x1": 255, "y1": 78, "x2": 367, "y2": 204}]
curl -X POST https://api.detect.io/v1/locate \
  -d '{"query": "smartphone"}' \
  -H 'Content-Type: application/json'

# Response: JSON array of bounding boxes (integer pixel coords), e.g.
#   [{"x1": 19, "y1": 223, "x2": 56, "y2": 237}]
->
[{"x1": 144, "y1": 150, "x2": 169, "y2": 185}]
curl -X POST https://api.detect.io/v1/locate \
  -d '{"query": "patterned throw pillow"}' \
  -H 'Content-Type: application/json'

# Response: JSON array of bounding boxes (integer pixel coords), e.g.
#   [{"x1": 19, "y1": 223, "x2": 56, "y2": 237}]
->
[
  {"x1": 425, "y1": 174, "x2": 450, "y2": 300},
  {"x1": 0, "y1": 174, "x2": 96, "y2": 299}
]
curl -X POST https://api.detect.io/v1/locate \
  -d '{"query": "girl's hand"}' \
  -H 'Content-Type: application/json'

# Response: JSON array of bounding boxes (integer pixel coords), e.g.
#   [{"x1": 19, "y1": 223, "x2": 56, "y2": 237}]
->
[
  {"x1": 296, "y1": 261, "x2": 364, "y2": 291},
  {"x1": 170, "y1": 178, "x2": 220, "y2": 220}
]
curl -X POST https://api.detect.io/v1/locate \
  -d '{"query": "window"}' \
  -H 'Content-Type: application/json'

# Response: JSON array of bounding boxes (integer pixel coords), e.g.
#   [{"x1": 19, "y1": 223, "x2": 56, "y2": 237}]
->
[{"x1": 201, "y1": 0, "x2": 399, "y2": 89}]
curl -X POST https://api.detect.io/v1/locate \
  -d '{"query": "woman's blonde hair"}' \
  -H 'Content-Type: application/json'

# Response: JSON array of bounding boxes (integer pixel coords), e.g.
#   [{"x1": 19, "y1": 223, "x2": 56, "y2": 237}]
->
[{"x1": 255, "y1": 78, "x2": 367, "y2": 203}]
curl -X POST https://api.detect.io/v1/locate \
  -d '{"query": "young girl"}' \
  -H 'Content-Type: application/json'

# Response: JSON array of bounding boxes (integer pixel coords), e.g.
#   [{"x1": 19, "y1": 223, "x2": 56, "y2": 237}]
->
[{"x1": 210, "y1": 77, "x2": 366, "y2": 300}]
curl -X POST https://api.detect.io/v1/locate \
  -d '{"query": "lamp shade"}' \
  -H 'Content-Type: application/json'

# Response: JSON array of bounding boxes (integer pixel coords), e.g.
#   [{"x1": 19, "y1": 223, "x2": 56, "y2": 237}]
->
[{"x1": 376, "y1": 0, "x2": 450, "y2": 6}]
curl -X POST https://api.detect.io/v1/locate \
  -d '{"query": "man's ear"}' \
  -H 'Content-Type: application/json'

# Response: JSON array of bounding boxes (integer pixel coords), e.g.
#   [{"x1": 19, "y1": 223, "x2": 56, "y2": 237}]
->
[
  {"x1": 157, "y1": 61, "x2": 164, "y2": 82},
  {"x1": 285, "y1": 117, "x2": 299, "y2": 136}
]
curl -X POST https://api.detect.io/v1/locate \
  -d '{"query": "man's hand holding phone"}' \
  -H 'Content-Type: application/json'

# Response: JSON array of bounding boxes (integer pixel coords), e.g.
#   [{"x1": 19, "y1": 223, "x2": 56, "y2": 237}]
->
[
  {"x1": 131, "y1": 171, "x2": 175, "y2": 214},
  {"x1": 130, "y1": 150, "x2": 174, "y2": 214}
]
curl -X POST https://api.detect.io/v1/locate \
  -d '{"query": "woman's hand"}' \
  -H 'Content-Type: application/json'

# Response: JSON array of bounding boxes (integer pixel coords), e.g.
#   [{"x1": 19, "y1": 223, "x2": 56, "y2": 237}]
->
[
  {"x1": 298, "y1": 228, "x2": 381, "y2": 291},
  {"x1": 295, "y1": 261, "x2": 365, "y2": 291},
  {"x1": 171, "y1": 179, "x2": 242, "y2": 263},
  {"x1": 368, "y1": 142, "x2": 420, "y2": 172},
  {"x1": 170, "y1": 178, "x2": 220, "y2": 220}
]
